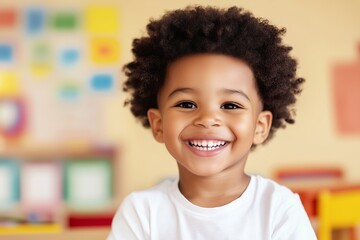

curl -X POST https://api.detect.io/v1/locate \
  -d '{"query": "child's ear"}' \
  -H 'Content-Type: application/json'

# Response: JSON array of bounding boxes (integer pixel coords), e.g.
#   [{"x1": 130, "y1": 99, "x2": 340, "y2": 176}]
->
[
  {"x1": 253, "y1": 111, "x2": 272, "y2": 145},
  {"x1": 147, "y1": 108, "x2": 164, "y2": 143}
]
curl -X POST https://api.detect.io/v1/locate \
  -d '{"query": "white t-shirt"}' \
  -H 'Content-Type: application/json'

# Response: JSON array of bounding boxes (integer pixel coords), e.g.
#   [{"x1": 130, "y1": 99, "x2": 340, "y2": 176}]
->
[{"x1": 107, "y1": 175, "x2": 317, "y2": 240}]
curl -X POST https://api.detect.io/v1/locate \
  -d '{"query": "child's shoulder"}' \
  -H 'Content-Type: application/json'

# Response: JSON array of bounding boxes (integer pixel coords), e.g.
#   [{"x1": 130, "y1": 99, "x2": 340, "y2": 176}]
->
[
  {"x1": 252, "y1": 175, "x2": 292, "y2": 192},
  {"x1": 124, "y1": 177, "x2": 176, "y2": 203},
  {"x1": 250, "y1": 174, "x2": 300, "y2": 206}
]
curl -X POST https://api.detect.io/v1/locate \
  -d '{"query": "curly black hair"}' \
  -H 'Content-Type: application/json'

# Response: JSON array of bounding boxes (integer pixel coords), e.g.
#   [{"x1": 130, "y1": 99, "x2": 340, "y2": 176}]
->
[{"x1": 123, "y1": 6, "x2": 304, "y2": 143}]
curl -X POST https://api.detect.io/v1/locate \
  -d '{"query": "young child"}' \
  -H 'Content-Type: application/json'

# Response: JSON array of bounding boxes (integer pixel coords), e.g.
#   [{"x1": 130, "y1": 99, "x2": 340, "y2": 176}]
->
[{"x1": 108, "y1": 6, "x2": 317, "y2": 240}]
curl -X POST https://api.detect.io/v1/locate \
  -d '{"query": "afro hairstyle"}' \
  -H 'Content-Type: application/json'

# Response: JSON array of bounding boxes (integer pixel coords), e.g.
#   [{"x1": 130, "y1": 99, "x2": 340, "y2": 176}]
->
[{"x1": 123, "y1": 5, "x2": 304, "y2": 143}]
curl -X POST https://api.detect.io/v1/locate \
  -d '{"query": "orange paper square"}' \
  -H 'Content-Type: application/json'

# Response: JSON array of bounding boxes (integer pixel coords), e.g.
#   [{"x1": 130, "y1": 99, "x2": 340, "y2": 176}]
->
[{"x1": 90, "y1": 38, "x2": 119, "y2": 64}]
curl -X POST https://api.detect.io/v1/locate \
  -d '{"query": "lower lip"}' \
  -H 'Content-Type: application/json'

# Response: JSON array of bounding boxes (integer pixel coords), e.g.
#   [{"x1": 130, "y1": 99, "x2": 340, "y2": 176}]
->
[{"x1": 185, "y1": 143, "x2": 227, "y2": 157}]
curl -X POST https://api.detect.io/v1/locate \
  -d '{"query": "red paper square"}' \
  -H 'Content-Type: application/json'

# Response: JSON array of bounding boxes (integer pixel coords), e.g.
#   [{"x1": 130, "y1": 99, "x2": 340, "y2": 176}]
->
[
  {"x1": 333, "y1": 60, "x2": 360, "y2": 134},
  {"x1": 0, "y1": 8, "x2": 17, "y2": 27}
]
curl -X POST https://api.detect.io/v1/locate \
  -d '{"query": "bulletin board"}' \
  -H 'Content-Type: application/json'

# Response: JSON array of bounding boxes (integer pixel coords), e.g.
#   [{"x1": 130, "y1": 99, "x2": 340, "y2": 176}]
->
[{"x1": 0, "y1": 4, "x2": 121, "y2": 145}]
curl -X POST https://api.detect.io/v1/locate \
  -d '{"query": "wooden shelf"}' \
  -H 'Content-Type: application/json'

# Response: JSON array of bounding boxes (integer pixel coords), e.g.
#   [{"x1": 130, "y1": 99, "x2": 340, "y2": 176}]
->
[
  {"x1": 0, "y1": 224, "x2": 62, "y2": 234},
  {"x1": 0, "y1": 227, "x2": 110, "y2": 240}
]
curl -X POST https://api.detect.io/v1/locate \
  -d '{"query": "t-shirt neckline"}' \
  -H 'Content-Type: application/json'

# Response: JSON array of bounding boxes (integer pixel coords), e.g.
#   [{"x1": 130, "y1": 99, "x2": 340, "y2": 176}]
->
[{"x1": 169, "y1": 175, "x2": 255, "y2": 216}]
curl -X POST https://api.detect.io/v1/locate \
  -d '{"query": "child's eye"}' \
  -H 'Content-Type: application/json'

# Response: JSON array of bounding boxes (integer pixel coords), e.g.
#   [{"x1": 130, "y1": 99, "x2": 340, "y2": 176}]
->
[
  {"x1": 175, "y1": 101, "x2": 197, "y2": 109},
  {"x1": 221, "y1": 103, "x2": 242, "y2": 109}
]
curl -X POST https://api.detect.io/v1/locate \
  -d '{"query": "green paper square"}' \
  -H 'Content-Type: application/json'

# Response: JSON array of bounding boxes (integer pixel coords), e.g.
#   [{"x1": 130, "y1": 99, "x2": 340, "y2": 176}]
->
[
  {"x1": 51, "y1": 12, "x2": 77, "y2": 30},
  {"x1": 64, "y1": 158, "x2": 113, "y2": 211}
]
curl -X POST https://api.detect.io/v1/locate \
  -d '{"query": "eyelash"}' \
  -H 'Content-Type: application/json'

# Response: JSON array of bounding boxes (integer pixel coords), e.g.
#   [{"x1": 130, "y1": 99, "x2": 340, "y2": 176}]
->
[
  {"x1": 175, "y1": 101, "x2": 197, "y2": 109},
  {"x1": 221, "y1": 102, "x2": 243, "y2": 109},
  {"x1": 174, "y1": 101, "x2": 243, "y2": 109}
]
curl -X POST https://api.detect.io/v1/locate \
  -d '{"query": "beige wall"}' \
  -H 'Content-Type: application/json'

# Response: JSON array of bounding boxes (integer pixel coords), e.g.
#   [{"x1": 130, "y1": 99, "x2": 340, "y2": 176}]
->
[{"x1": 8, "y1": 0, "x2": 360, "y2": 199}]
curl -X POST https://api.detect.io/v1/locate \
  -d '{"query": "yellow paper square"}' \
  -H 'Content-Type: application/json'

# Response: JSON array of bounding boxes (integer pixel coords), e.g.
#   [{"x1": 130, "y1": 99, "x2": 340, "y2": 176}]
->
[
  {"x1": 85, "y1": 6, "x2": 119, "y2": 33},
  {"x1": 90, "y1": 38, "x2": 120, "y2": 64},
  {"x1": 31, "y1": 63, "x2": 52, "y2": 78},
  {"x1": 0, "y1": 71, "x2": 20, "y2": 96}
]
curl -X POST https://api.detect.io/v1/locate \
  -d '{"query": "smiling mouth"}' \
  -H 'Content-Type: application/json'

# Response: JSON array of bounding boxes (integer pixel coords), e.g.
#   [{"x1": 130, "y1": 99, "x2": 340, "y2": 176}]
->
[{"x1": 188, "y1": 140, "x2": 227, "y2": 151}]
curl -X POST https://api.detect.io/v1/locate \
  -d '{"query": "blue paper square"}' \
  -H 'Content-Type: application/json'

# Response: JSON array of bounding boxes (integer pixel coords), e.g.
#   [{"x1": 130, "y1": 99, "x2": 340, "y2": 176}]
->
[
  {"x1": 0, "y1": 44, "x2": 13, "y2": 62},
  {"x1": 26, "y1": 7, "x2": 45, "y2": 34},
  {"x1": 61, "y1": 48, "x2": 79, "y2": 66},
  {"x1": 90, "y1": 74, "x2": 114, "y2": 91}
]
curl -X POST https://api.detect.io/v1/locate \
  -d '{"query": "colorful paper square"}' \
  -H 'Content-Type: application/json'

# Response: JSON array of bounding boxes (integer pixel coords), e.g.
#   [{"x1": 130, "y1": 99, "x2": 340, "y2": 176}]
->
[
  {"x1": 90, "y1": 73, "x2": 114, "y2": 91},
  {"x1": 0, "y1": 71, "x2": 20, "y2": 96},
  {"x1": 25, "y1": 7, "x2": 45, "y2": 34},
  {"x1": 30, "y1": 63, "x2": 52, "y2": 78},
  {"x1": 0, "y1": 159, "x2": 20, "y2": 209},
  {"x1": 31, "y1": 41, "x2": 51, "y2": 63},
  {"x1": 57, "y1": 80, "x2": 81, "y2": 100},
  {"x1": 85, "y1": 6, "x2": 119, "y2": 33},
  {"x1": 30, "y1": 41, "x2": 52, "y2": 77},
  {"x1": 90, "y1": 38, "x2": 120, "y2": 64},
  {"x1": 0, "y1": 8, "x2": 17, "y2": 28},
  {"x1": 61, "y1": 48, "x2": 79, "y2": 65},
  {"x1": 333, "y1": 62, "x2": 360, "y2": 134},
  {"x1": 0, "y1": 44, "x2": 13, "y2": 63},
  {"x1": 64, "y1": 158, "x2": 113, "y2": 210},
  {"x1": 51, "y1": 10, "x2": 78, "y2": 30},
  {"x1": 57, "y1": 47, "x2": 81, "y2": 68}
]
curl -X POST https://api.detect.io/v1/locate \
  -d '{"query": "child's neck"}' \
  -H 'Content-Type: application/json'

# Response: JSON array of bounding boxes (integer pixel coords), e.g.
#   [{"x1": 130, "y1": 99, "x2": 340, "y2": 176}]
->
[{"x1": 178, "y1": 169, "x2": 251, "y2": 208}]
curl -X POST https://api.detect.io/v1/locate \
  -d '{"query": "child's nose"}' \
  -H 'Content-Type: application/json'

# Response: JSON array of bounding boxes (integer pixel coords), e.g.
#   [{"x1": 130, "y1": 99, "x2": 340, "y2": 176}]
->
[{"x1": 193, "y1": 108, "x2": 221, "y2": 128}]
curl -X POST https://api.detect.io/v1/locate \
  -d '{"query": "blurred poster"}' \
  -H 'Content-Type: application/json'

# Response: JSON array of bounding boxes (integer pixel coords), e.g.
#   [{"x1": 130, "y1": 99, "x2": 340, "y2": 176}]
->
[
  {"x1": 64, "y1": 158, "x2": 113, "y2": 210},
  {"x1": 26, "y1": 85, "x2": 103, "y2": 144},
  {"x1": 22, "y1": 161, "x2": 62, "y2": 221},
  {"x1": 332, "y1": 44, "x2": 360, "y2": 134}
]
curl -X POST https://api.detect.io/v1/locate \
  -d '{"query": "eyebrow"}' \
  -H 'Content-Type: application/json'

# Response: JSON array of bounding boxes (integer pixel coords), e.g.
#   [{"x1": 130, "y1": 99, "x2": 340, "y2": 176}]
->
[
  {"x1": 221, "y1": 88, "x2": 250, "y2": 101},
  {"x1": 167, "y1": 87, "x2": 250, "y2": 101},
  {"x1": 167, "y1": 88, "x2": 195, "y2": 99}
]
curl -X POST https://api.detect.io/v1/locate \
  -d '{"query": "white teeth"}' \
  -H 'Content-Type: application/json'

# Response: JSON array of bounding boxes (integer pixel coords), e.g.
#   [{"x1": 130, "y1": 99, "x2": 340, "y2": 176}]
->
[{"x1": 188, "y1": 140, "x2": 226, "y2": 151}]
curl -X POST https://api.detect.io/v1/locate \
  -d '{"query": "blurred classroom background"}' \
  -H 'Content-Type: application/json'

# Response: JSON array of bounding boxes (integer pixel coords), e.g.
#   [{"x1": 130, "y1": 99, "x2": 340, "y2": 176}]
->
[{"x1": 0, "y1": 0, "x2": 360, "y2": 239}]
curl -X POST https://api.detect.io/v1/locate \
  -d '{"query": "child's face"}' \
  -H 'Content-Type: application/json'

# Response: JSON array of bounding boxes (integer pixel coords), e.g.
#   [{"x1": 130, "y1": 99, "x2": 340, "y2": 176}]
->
[{"x1": 148, "y1": 54, "x2": 272, "y2": 178}]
